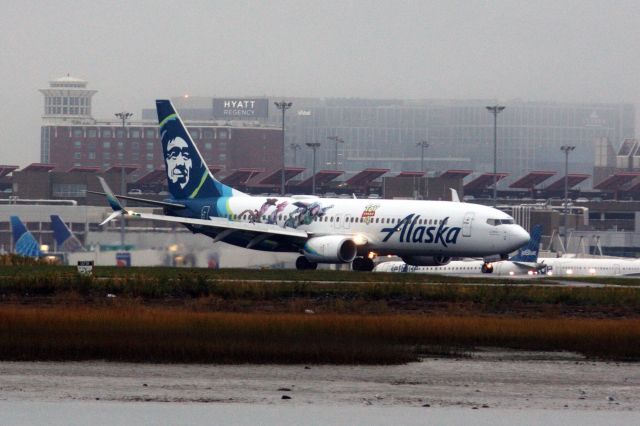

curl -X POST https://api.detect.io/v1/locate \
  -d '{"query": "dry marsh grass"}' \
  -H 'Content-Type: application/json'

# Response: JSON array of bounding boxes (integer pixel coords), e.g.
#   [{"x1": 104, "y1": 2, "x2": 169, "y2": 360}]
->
[{"x1": 0, "y1": 306, "x2": 638, "y2": 364}]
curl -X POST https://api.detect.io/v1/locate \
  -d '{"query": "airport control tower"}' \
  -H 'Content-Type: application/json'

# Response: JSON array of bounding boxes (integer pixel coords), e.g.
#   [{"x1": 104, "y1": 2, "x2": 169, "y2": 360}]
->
[{"x1": 39, "y1": 75, "x2": 97, "y2": 123}]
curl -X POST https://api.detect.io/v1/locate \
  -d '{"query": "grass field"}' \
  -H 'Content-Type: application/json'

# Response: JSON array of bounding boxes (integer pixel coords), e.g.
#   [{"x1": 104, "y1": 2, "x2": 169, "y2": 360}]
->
[
  {"x1": 0, "y1": 306, "x2": 638, "y2": 363},
  {"x1": 0, "y1": 261, "x2": 639, "y2": 363}
]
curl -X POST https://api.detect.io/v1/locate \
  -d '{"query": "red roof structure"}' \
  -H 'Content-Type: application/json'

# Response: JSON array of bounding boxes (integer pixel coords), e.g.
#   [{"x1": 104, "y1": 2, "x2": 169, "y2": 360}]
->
[
  {"x1": 396, "y1": 171, "x2": 425, "y2": 177},
  {"x1": 254, "y1": 167, "x2": 306, "y2": 185},
  {"x1": 0, "y1": 165, "x2": 19, "y2": 178},
  {"x1": 22, "y1": 163, "x2": 56, "y2": 172},
  {"x1": 295, "y1": 170, "x2": 344, "y2": 187},
  {"x1": 545, "y1": 174, "x2": 591, "y2": 191},
  {"x1": 440, "y1": 169, "x2": 473, "y2": 179},
  {"x1": 345, "y1": 168, "x2": 389, "y2": 186},
  {"x1": 67, "y1": 166, "x2": 101, "y2": 173},
  {"x1": 463, "y1": 173, "x2": 509, "y2": 191},
  {"x1": 593, "y1": 172, "x2": 640, "y2": 191},
  {"x1": 221, "y1": 168, "x2": 263, "y2": 186},
  {"x1": 509, "y1": 171, "x2": 556, "y2": 189},
  {"x1": 622, "y1": 179, "x2": 640, "y2": 195}
]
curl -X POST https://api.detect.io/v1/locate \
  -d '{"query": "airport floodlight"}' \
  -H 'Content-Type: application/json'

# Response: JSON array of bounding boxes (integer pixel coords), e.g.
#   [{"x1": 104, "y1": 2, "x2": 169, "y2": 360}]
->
[
  {"x1": 416, "y1": 140, "x2": 429, "y2": 173},
  {"x1": 486, "y1": 104, "x2": 506, "y2": 207},
  {"x1": 561, "y1": 145, "x2": 576, "y2": 252},
  {"x1": 327, "y1": 136, "x2": 345, "y2": 170},
  {"x1": 275, "y1": 101, "x2": 293, "y2": 195},
  {"x1": 306, "y1": 142, "x2": 321, "y2": 195},
  {"x1": 114, "y1": 111, "x2": 133, "y2": 248}
]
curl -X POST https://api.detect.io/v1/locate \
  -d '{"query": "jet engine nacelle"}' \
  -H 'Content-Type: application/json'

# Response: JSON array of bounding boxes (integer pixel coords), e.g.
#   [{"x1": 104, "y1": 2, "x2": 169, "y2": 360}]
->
[
  {"x1": 303, "y1": 235, "x2": 358, "y2": 263},
  {"x1": 401, "y1": 255, "x2": 451, "y2": 266}
]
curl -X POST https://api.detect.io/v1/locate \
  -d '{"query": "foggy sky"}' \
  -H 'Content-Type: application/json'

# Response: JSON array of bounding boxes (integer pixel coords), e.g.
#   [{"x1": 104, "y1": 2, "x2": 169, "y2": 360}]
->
[{"x1": 1, "y1": 0, "x2": 639, "y2": 166}]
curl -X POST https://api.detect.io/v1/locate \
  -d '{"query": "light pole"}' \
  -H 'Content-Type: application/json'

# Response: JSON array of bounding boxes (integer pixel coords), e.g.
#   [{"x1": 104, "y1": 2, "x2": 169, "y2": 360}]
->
[
  {"x1": 114, "y1": 111, "x2": 133, "y2": 248},
  {"x1": 561, "y1": 145, "x2": 576, "y2": 253},
  {"x1": 306, "y1": 142, "x2": 321, "y2": 195},
  {"x1": 274, "y1": 100, "x2": 292, "y2": 195},
  {"x1": 416, "y1": 140, "x2": 429, "y2": 173},
  {"x1": 327, "y1": 136, "x2": 344, "y2": 170},
  {"x1": 486, "y1": 104, "x2": 505, "y2": 207},
  {"x1": 289, "y1": 143, "x2": 301, "y2": 166}
]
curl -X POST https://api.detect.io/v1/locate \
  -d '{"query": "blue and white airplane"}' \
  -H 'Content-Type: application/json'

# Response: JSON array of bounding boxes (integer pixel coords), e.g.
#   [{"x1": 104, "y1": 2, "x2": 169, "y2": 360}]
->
[
  {"x1": 94, "y1": 100, "x2": 529, "y2": 271},
  {"x1": 50, "y1": 215, "x2": 86, "y2": 253},
  {"x1": 375, "y1": 224, "x2": 544, "y2": 276},
  {"x1": 10, "y1": 216, "x2": 42, "y2": 258}
]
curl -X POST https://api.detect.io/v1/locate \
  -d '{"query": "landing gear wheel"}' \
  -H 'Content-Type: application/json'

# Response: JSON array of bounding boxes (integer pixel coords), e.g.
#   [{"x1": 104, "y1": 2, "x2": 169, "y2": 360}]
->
[
  {"x1": 352, "y1": 257, "x2": 375, "y2": 272},
  {"x1": 296, "y1": 256, "x2": 318, "y2": 270}
]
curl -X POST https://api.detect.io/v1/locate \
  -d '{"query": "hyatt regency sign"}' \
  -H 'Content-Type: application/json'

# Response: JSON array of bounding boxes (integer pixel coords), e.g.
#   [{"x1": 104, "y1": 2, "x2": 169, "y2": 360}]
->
[{"x1": 213, "y1": 98, "x2": 269, "y2": 119}]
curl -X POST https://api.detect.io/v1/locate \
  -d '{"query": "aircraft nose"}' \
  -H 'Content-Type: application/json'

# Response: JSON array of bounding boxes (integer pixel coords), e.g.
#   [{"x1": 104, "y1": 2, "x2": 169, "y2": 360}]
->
[{"x1": 512, "y1": 226, "x2": 530, "y2": 247}]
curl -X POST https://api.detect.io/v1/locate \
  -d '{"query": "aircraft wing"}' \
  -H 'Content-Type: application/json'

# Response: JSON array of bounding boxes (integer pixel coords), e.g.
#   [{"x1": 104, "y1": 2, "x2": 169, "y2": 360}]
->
[
  {"x1": 96, "y1": 177, "x2": 308, "y2": 248},
  {"x1": 128, "y1": 211, "x2": 308, "y2": 239}
]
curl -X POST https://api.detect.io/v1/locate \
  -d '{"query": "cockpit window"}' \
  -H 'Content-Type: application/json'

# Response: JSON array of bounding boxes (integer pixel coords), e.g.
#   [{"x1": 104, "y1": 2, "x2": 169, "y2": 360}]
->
[{"x1": 487, "y1": 218, "x2": 515, "y2": 226}]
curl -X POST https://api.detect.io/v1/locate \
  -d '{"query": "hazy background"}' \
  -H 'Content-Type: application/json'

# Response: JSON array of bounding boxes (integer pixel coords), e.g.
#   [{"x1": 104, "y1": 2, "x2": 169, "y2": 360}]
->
[{"x1": 1, "y1": 0, "x2": 639, "y2": 166}]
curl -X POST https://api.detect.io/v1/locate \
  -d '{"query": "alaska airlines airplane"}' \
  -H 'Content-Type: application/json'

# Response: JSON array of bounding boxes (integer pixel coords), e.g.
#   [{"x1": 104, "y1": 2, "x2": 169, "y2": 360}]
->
[
  {"x1": 94, "y1": 100, "x2": 529, "y2": 271},
  {"x1": 51, "y1": 215, "x2": 86, "y2": 252},
  {"x1": 375, "y1": 225, "x2": 543, "y2": 276},
  {"x1": 9, "y1": 216, "x2": 42, "y2": 258}
]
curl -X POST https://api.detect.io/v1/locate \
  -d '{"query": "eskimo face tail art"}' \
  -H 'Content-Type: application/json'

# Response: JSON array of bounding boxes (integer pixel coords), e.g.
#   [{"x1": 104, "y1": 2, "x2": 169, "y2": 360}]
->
[{"x1": 156, "y1": 100, "x2": 243, "y2": 200}]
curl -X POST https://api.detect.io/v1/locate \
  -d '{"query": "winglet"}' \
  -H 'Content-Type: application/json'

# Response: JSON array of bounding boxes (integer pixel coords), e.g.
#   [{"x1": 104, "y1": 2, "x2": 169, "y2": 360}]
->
[
  {"x1": 98, "y1": 177, "x2": 124, "y2": 212},
  {"x1": 97, "y1": 177, "x2": 128, "y2": 226},
  {"x1": 450, "y1": 188, "x2": 460, "y2": 202}
]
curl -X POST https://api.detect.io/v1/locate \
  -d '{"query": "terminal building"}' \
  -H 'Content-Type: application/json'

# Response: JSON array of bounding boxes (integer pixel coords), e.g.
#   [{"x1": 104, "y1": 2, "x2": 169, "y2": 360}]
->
[{"x1": 147, "y1": 96, "x2": 635, "y2": 182}]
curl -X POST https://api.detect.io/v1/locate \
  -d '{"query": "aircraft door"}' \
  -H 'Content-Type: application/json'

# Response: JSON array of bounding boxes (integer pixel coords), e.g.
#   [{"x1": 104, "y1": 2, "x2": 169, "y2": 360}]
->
[
  {"x1": 333, "y1": 213, "x2": 343, "y2": 229},
  {"x1": 343, "y1": 214, "x2": 352, "y2": 229},
  {"x1": 462, "y1": 212, "x2": 474, "y2": 237},
  {"x1": 614, "y1": 264, "x2": 621, "y2": 275}
]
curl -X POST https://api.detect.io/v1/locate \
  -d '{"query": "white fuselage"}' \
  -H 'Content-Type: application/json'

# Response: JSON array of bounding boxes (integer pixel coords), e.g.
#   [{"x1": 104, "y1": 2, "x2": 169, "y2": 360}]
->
[
  {"x1": 374, "y1": 259, "x2": 537, "y2": 276},
  {"x1": 213, "y1": 196, "x2": 530, "y2": 257},
  {"x1": 541, "y1": 257, "x2": 640, "y2": 277}
]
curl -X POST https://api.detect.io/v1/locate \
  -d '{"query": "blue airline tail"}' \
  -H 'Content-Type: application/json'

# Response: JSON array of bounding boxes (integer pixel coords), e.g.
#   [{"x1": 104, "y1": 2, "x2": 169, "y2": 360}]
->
[
  {"x1": 509, "y1": 224, "x2": 542, "y2": 263},
  {"x1": 50, "y1": 215, "x2": 85, "y2": 252},
  {"x1": 156, "y1": 100, "x2": 245, "y2": 200},
  {"x1": 10, "y1": 216, "x2": 41, "y2": 258}
]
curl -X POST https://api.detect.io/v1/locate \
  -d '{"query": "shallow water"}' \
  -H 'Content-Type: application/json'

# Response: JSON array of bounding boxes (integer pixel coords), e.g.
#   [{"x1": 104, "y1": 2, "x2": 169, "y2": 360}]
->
[{"x1": 0, "y1": 352, "x2": 637, "y2": 425}]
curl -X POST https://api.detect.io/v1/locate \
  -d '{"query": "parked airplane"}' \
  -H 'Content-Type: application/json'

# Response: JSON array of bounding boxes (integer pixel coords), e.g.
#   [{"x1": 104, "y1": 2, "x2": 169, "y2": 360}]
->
[
  {"x1": 375, "y1": 225, "x2": 543, "y2": 276},
  {"x1": 93, "y1": 100, "x2": 529, "y2": 271},
  {"x1": 539, "y1": 256, "x2": 640, "y2": 277},
  {"x1": 9, "y1": 216, "x2": 41, "y2": 258},
  {"x1": 51, "y1": 215, "x2": 86, "y2": 252}
]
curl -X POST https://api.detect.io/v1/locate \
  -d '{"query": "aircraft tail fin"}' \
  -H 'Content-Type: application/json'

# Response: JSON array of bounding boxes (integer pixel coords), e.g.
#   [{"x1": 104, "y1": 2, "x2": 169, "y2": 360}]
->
[
  {"x1": 51, "y1": 215, "x2": 86, "y2": 252},
  {"x1": 10, "y1": 216, "x2": 41, "y2": 258},
  {"x1": 510, "y1": 224, "x2": 542, "y2": 263},
  {"x1": 156, "y1": 100, "x2": 246, "y2": 200}
]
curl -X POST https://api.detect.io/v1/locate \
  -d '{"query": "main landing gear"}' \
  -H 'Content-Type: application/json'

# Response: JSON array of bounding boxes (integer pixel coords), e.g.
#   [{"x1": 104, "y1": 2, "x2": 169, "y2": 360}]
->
[
  {"x1": 296, "y1": 256, "x2": 318, "y2": 270},
  {"x1": 352, "y1": 257, "x2": 375, "y2": 272}
]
